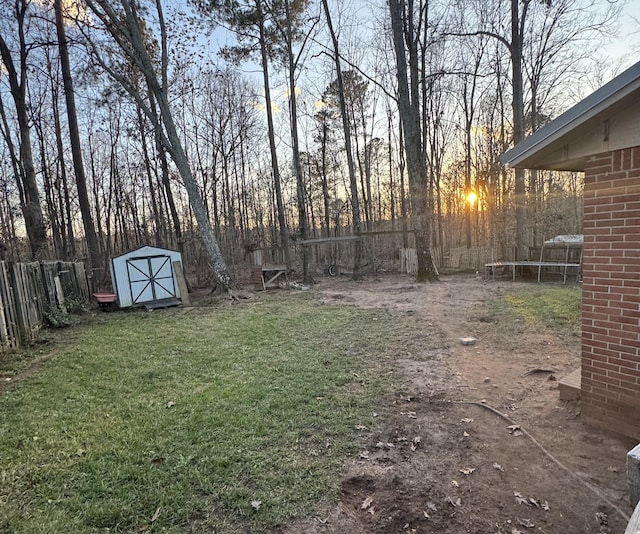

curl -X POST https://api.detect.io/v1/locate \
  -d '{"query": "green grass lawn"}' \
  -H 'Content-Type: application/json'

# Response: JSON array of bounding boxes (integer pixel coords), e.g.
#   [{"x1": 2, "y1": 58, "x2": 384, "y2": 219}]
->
[
  {"x1": 0, "y1": 282, "x2": 582, "y2": 533},
  {"x1": 488, "y1": 284, "x2": 582, "y2": 336},
  {"x1": 0, "y1": 296, "x2": 393, "y2": 533}
]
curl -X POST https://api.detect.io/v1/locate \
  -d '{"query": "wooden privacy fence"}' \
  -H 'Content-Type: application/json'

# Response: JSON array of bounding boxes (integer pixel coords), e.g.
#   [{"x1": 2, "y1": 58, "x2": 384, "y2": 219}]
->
[
  {"x1": 0, "y1": 261, "x2": 90, "y2": 353},
  {"x1": 402, "y1": 247, "x2": 495, "y2": 274}
]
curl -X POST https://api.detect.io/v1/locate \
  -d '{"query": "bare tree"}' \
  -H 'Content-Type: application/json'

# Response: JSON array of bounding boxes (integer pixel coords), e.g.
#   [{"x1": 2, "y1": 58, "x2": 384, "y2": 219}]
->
[
  {"x1": 53, "y1": 0, "x2": 101, "y2": 282},
  {"x1": 0, "y1": 0, "x2": 48, "y2": 259},
  {"x1": 278, "y1": 0, "x2": 314, "y2": 283},
  {"x1": 194, "y1": 0, "x2": 293, "y2": 267},
  {"x1": 321, "y1": 0, "x2": 363, "y2": 279},
  {"x1": 388, "y1": 0, "x2": 438, "y2": 282},
  {"x1": 448, "y1": 0, "x2": 620, "y2": 258},
  {"x1": 80, "y1": 0, "x2": 232, "y2": 291}
]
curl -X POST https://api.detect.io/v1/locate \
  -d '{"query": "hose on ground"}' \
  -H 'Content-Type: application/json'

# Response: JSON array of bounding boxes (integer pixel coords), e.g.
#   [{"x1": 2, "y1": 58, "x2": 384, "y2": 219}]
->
[{"x1": 443, "y1": 399, "x2": 631, "y2": 523}]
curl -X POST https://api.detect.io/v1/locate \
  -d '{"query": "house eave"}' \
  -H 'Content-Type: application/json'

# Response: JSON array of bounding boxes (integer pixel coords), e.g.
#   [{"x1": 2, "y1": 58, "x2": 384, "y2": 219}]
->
[{"x1": 500, "y1": 61, "x2": 640, "y2": 171}]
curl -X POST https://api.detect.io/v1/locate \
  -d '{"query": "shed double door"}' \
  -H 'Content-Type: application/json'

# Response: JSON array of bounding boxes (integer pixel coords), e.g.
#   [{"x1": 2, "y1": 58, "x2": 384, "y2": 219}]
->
[{"x1": 126, "y1": 255, "x2": 176, "y2": 304}]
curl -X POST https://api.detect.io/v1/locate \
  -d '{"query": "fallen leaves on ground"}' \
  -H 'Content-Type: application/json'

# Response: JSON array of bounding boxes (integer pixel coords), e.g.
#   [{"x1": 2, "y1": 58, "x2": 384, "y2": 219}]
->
[
  {"x1": 514, "y1": 492, "x2": 528, "y2": 505},
  {"x1": 361, "y1": 496, "x2": 373, "y2": 510},
  {"x1": 519, "y1": 518, "x2": 535, "y2": 528},
  {"x1": 507, "y1": 424, "x2": 524, "y2": 437},
  {"x1": 596, "y1": 511, "x2": 608, "y2": 525},
  {"x1": 446, "y1": 496, "x2": 461, "y2": 507},
  {"x1": 513, "y1": 492, "x2": 549, "y2": 511}
]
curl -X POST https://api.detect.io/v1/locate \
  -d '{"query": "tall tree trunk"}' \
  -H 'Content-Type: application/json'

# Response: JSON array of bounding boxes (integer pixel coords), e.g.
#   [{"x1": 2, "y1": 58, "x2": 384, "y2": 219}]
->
[
  {"x1": 398, "y1": 119, "x2": 408, "y2": 249},
  {"x1": 0, "y1": 4, "x2": 48, "y2": 260},
  {"x1": 529, "y1": 82, "x2": 539, "y2": 247},
  {"x1": 136, "y1": 103, "x2": 163, "y2": 247},
  {"x1": 55, "y1": 0, "x2": 101, "y2": 281},
  {"x1": 35, "y1": 120, "x2": 64, "y2": 258},
  {"x1": 50, "y1": 65, "x2": 76, "y2": 259},
  {"x1": 320, "y1": 121, "x2": 331, "y2": 238},
  {"x1": 87, "y1": 133, "x2": 106, "y2": 260},
  {"x1": 387, "y1": 107, "x2": 395, "y2": 227},
  {"x1": 284, "y1": 0, "x2": 312, "y2": 283},
  {"x1": 256, "y1": 0, "x2": 290, "y2": 267},
  {"x1": 389, "y1": 0, "x2": 438, "y2": 282},
  {"x1": 322, "y1": 0, "x2": 363, "y2": 279},
  {"x1": 511, "y1": 0, "x2": 526, "y2": 259}
]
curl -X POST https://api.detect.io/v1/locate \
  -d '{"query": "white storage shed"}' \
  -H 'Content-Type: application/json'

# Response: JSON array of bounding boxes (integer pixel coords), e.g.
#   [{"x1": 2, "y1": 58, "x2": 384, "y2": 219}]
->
[{"x1": 111, "y1": 246, "x2": 183, "y2": 308}]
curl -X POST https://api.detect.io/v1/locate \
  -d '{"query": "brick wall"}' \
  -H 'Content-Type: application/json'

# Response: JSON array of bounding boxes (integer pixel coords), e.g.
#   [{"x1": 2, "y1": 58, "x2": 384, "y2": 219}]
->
[{"x1": 581, "y1": 146, "x2": 640, "y2": 438}]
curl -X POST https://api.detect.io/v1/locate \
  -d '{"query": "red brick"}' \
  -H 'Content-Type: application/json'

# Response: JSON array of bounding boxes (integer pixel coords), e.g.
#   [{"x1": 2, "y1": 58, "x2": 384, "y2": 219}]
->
[
  {"x1": 620, "y1": 378, "x2": 639, "y2": 390},
  {"x1": 607, "y1": 383, "x2": 636, "y2": 397},
  {"x1": 591, "y1": 359, "x2": 622, "y2": 371},
  {"x1": 585, "y1": 340, "x2": 609, "y2": 351},
  {"x1": 608, "y1": 370, "x2": 632, "y2": 383},
  {"x1": 585, "y1": 155, "x2": 612, "y2": 170},
  {"x1": 585, "y1": 392, "x2": 608, "y2": 405},
  {"x1": 587, "y1": 347, "x2": 623, "y2": 359},
  {"x1": 620, "y1": 393, "x2": 640, "y2": 406},
  {"x1": 583, "y1": 196, "x2": 613, "y2": 207}
]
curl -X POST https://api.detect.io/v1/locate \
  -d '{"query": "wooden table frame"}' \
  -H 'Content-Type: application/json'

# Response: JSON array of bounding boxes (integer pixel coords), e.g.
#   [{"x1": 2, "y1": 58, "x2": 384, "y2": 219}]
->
[{"x1": 259, "y1": 265, "x2": 289, "y2": 290}]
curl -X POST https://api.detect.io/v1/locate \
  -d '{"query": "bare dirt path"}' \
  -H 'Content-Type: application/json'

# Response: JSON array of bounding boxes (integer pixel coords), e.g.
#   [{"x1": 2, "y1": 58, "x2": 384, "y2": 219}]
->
[{"x1": 280, "y1": 273, "x2": 635, "y2": 534}]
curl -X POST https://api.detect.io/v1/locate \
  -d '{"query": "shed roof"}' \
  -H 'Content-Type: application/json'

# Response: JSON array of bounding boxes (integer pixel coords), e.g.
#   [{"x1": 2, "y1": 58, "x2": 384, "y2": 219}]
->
[
  {"x1": 112, "y1": 245, "x2": 181, "y2": 260},
  {"x1": 500, "y1": 61, "x2": 640, "y2": 171}
]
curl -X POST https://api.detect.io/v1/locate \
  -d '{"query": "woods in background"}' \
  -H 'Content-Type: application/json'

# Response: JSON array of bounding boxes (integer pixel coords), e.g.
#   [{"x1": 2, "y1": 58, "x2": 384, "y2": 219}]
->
[{"x1": 0, "y1": 0, "x2": 628, "y2": 286}]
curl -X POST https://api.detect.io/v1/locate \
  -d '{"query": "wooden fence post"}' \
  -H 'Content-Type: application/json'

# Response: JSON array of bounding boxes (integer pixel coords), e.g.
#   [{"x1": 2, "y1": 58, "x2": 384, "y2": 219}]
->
[{"x1": 0, "y1": 261, "x2": 20, "y2": 352}]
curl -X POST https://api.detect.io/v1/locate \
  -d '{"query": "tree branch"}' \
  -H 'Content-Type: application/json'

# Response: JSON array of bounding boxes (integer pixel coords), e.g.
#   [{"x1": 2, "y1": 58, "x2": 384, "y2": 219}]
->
[{"x1": 445, "y1": 30, "x2": 510, "y2": 51}]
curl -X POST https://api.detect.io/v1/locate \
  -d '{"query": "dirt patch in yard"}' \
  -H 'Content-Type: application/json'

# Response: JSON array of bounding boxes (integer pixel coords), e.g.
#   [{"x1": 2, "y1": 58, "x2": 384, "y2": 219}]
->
[{"x1": 279, "y1": 273, "x2": 635, "y2": 534}]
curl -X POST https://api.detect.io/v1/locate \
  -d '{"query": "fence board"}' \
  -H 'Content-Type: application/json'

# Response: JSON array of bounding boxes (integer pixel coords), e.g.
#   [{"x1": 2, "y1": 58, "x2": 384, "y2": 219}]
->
[
  {"x1": 401, "y1": 248, "x2": 418, "y2": 274},
  {"x1": 0, "y1": 262, "x2": 19, "y2": 353},
  {"x1": 40, "y1": 262, "x2": 58, "y2": 307},
  {"x1": 0, "y1": 260, "x2": 89, "y2": 353},
  {"x1": 11, "y1": 263, "x2": 45, "y2": 343},
  {"x1": 71, "y1": 262, "x2": 90, "y2": 301},
  {"x1": 404, "y1": 246, "x2": 494, "y2": 273}
]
